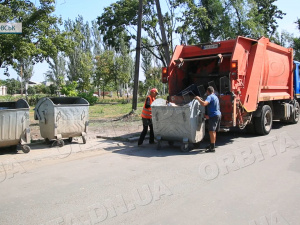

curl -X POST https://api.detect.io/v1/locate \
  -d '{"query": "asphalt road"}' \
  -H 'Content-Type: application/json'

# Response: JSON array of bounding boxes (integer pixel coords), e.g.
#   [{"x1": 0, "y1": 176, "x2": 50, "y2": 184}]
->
[{"x1": 0, "y1": 121, "x2": 299, "y2": 225}]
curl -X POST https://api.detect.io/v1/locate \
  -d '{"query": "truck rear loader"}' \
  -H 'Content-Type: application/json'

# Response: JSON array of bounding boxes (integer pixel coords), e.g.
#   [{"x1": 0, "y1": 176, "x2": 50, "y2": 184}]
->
[{"x1": 158, "y1": 36, "x2": 299, "y2": 148}]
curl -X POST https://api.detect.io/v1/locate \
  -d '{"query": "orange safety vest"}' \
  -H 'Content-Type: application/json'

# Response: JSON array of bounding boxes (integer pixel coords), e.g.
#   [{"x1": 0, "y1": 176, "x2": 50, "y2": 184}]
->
[{"x1": 141, "y1": 95, "x2": 155, "y2": 119}]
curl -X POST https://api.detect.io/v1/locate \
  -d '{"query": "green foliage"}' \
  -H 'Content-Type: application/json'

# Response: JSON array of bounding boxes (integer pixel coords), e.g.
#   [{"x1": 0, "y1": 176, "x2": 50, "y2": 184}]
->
[
  {"x1": 2, "y1": 78, "x2": 21, "y2": 95},
  {"x1": 27, "y1": 86, "x2": 36, "y2": 95},
  {"x1": 173, "y1": 0, "x2": 285, "y2": 43},
  {"x1": 60, "y1": 81, "x2": 78, "y2": 96},
  {"x1": 94, "y1": 50, "x2": 115, "y2": 97},
  {"x1": 97, "y1": 0, "x2": 175, "y2": 66},
  {"x1": 49, "y1": 84, "x2": 57, "y2": 96},
  {"x1": 253, "y1": 0, "x2": 286, "y2": 38},
  {"x1": 77, "y1": 92, "x2": 98, "y2": 106},
  {"x1": 27, "y1": 95, "x2": 43, "y2": 106},
  {"x1": 34, "y1": 84, "x2": 51, "y2": 94},
  {"x1": 138, "y1": 80, "x2": 147, "y2": 96},
  {"x1": 14, "y1": 58, "x2": 34, "y2": 83},
  {"x1": 294, "y1": 38, "x2": 300, "y2": 61},
  {"x1": 0, "y1": 0, "x2": 71, "y2": 72},
  {"x1": 64, "y1": 16, "x2": 93, "y2": 92},
  {"x1": 44, "y1": 53, "x2": 66, "y2": 90},
  {"x1": 272, "y1": 30, "x2": 294, "y2": 47},
  {"x1": 294, "y1": 19, "x2": 300, "y2": 61},
  {"x1": 173, "y1": 0, "x2": 227, "y2": 43}
]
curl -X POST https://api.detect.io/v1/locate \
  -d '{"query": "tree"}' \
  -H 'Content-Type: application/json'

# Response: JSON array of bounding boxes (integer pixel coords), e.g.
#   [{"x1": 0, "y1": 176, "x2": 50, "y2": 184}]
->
[
  {"x1": 77, "y1": 52, "x2": 93, "y2": 92},
  {"x1": 97, "y1": 0, "x2": 176, "y2": 67},
  {"x1": 60, "y1": 81, "x2": 78, "y2": 96},
  {"x1": 0, "y1": 0, "x2": 71, "y2": 76},
  {"x1": 14, "y1": 58, "x2": 34, "y2": 83},
  {"x1": 172, "y1": 0, "x2": 285, "y2": 44},
  {"x1": 253, "y1": 0, "x2": 285, "y2": 39},
  {"x1": 141, "y1": 45, "x2": 153, "y2": 74},
  {"x1": 293, "y1": 19, "x2": 300, "y2": 61},
  {"x1": 44, "y1": 53, "x2": 66, "y2": 90},
  {"x1": 173, "y1": 0, "x2": 230, "y2": 44},
  {"x1": 273, "y1": 30, "x2": 294, "y2": 47},
  {"x1": 94, "y1": 50, "x2": 115, "y2": 99},
  {"x1": 64, "y1": 16, "x2": 93, "y2": 91},
  {"x1": 3, "y1": 78, "x2": 21, "y2": 95},
  {"x1": 113, "y1": 36, "x2": 133, "y2": 97},
  {"x1": 91, "y1": 20, "x2": 102, "y2": 56}
]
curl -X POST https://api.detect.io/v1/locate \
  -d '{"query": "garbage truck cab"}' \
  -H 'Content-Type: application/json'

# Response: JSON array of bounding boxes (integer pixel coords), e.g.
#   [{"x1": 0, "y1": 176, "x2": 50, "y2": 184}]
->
[
  {"x1": 162, "y1": 36, "x2": 299, "y2": 135},
  {"x1": 294, "y1": 61, "x2": 300, "y2": 101}
]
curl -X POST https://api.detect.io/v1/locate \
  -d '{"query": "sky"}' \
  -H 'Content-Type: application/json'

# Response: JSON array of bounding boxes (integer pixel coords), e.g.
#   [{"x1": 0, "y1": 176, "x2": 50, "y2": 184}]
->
[{"x1": 1, "y1": 0, "x2": 300, "y2": 83}]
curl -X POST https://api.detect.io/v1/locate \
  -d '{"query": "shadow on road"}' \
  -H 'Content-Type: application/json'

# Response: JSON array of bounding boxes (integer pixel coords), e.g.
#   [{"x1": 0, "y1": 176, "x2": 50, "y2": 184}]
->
[{"x1": 101, "y1": 120, "x2": 294, "y2": 158}]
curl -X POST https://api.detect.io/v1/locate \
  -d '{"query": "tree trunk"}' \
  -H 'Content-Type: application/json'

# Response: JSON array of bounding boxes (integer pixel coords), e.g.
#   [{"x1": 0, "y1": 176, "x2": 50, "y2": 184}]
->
[{"x1": 102, "y1": 84, "x2": 105, "y2": 99}]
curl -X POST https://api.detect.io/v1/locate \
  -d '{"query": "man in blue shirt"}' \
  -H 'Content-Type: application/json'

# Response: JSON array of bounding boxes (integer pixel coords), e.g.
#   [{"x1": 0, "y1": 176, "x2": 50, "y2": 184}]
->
[{"x1": 195, "y1": 86, "x2": 221, "y2": 152}]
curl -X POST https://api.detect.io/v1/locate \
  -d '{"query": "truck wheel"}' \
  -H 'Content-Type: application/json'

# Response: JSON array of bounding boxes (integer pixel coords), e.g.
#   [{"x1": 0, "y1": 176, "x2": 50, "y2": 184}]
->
[
  {"x1": 289, "y1": 101, "x2": 299, "y2": 124},
  {"x1": 254, "y1": 105, "x2": 272, "y2": 135}
]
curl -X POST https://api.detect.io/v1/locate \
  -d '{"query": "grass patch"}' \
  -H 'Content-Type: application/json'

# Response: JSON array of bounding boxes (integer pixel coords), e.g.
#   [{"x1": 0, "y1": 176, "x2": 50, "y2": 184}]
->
[{"x1": 89, "y1": 102, "x2": 144, "y2": 120}]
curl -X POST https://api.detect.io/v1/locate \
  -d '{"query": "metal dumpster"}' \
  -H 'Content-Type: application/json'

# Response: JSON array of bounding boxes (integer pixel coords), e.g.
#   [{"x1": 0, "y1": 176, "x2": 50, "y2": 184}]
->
[
  {"x1": 0, "y1": 99, "x2": 31, "y2": 153},
  {"x1": 34, "y1": 97, "x2": 89, "y2": 147},
  {"x1": 152, "y1": 99, "x2": 205, "y2": 152}
]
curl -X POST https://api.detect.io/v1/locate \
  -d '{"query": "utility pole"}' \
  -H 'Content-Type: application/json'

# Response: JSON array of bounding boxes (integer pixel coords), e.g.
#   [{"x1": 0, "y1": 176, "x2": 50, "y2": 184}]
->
[
  {"x1": 155, "y1": 0, "x2": 171, "y2": 66},
  {"x1": 132, "y1": 0, "x2": 143, "y2": 111}
]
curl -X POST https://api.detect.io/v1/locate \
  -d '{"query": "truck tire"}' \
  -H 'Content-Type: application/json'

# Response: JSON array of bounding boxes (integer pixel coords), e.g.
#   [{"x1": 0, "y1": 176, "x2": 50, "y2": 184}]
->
[
  {"x1": 254, "y1": 105, "x2": 272, "y2": 135},
  {"x1": 288, "y1": 101, "x2": 299, "y2": 124}
]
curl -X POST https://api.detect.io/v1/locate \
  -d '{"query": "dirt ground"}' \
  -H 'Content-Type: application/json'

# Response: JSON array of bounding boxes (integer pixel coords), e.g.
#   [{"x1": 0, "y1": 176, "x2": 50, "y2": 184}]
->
[{"x1": 30, "y1": 114, "x2": 144, "y2": 142}]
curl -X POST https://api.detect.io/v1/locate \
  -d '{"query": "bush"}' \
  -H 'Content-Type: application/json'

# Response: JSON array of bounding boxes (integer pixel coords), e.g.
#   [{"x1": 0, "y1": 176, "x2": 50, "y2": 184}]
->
[
  {"x1": 27, "y1": 86, "x2": 36, "y2": 95},
  {"x1": 78, "y1": 92, "x2": 98, "y2": 106},
  {"x1": 28, "y1": 95, "x2": 40, "y2": 106},
  {"x1": 27, "y1": 94, "x2": 48, "y2": 106},
  {"x1": 61, "y1": 82, "x2": 78, "y2": 96}
]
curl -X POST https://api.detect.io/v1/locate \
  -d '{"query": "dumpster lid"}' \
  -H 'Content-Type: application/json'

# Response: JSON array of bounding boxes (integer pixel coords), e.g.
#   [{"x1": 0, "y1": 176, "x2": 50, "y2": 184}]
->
[
  {"x1": 48, "y1": 97, "x2": 89, "y2": 105},
  {"x1": 34, "y1": 97, "x2": 89, "y2": 120},
  {"x1": 0, "y1": 99, "x2": 29, "y2": 110}
]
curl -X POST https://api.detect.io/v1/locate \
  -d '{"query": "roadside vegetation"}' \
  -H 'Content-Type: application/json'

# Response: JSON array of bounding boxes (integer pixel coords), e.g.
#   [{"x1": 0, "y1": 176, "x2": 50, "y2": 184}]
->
[{"x1": 1, "y1": 0, "x2": 300, "y2": 115}]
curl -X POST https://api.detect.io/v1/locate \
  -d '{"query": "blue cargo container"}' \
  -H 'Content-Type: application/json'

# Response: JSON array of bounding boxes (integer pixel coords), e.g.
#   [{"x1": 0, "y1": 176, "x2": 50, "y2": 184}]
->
[{"x1": 295, "y1": 61, "x2": 300, "y2": 100}]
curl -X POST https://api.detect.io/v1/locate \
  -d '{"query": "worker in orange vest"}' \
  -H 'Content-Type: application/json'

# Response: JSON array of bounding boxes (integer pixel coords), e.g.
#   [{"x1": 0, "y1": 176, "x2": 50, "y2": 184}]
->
[{"x1": 138, "y1": 88, "x2": 158, "y2": 146}]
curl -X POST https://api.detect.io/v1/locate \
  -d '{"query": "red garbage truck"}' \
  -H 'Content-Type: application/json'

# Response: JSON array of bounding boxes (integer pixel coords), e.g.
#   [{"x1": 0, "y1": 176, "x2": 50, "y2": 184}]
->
[{"x1": 162, "y1": 36, "x2": 299, "y2": 135}]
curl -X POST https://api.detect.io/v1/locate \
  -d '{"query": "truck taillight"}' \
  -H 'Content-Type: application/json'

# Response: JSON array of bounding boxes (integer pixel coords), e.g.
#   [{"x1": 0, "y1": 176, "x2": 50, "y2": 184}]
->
[
  {"x1": 231, "y1": 62, "x2": 237, "y2": 69},
  {"x1": 162, "y1": 67, "x2": 168, "y2": 83},
  {"x1": 231, "y1": 61, "x2": 238, "y2": 79}
]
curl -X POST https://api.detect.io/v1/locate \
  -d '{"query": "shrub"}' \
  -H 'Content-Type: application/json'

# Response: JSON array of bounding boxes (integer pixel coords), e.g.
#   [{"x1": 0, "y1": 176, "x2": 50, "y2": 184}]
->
[
  {"x1": 61, "y1": 82, "x2": 78, "y2": 96},
  {"x1": 78, "y1": 92, "x2": 98, "y2": 106}
]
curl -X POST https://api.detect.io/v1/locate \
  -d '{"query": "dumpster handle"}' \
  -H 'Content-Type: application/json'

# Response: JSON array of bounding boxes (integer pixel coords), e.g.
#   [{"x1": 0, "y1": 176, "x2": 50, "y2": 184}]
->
[
  {"x1": 35, "y1": 98, "x2": 48, "y2": 121},
  {"x1": 21, "y1": 112, "x2": 29, "y2": 123},
  {"x1": 56, "y1": 111, "x2": 62, "y2": 122},
  {"x1": 81, "y1": 110, "x2": 86, "y2": 120}
]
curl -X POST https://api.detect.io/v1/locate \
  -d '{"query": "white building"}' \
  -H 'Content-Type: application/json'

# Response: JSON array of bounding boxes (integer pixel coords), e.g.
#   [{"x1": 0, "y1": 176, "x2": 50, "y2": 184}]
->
[
  {"x1": 0, "y1": 86, "x2": 7, "y2": 96},
  {"x1": 28, "y1": 81, "x2": 41, "y2": 87}
]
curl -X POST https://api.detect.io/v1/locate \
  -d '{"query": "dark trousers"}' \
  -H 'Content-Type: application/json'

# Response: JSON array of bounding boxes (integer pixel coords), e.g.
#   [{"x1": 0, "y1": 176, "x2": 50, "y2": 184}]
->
[{"x1": 138, "y1": 118, "x2": 154, "y2": 145}]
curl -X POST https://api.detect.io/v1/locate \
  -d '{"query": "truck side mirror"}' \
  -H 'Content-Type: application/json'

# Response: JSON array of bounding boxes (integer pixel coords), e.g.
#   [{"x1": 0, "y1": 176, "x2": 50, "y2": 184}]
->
[{"x1": 162, "y1": 67, "x2": 168, "y2": 83}]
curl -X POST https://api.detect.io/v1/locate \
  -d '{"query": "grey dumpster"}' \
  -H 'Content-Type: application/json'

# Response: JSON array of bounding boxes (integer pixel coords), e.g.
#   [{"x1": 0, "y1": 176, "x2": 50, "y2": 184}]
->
[
  {"x1": 152, "y1": 99, "x2": 205, "y2": 152},
  {"x1": 0, "y1": 99, "x2": 31, "y2": 153},
  {"x1": 34, "y1": 97, "x2": 89, "y2": 147}
]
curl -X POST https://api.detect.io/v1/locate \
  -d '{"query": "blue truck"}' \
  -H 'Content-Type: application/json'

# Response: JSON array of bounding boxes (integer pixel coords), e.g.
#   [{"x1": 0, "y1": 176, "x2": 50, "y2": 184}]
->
[{"x1": 295, "y1": 61, "x2": 300, "y2": 101}]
